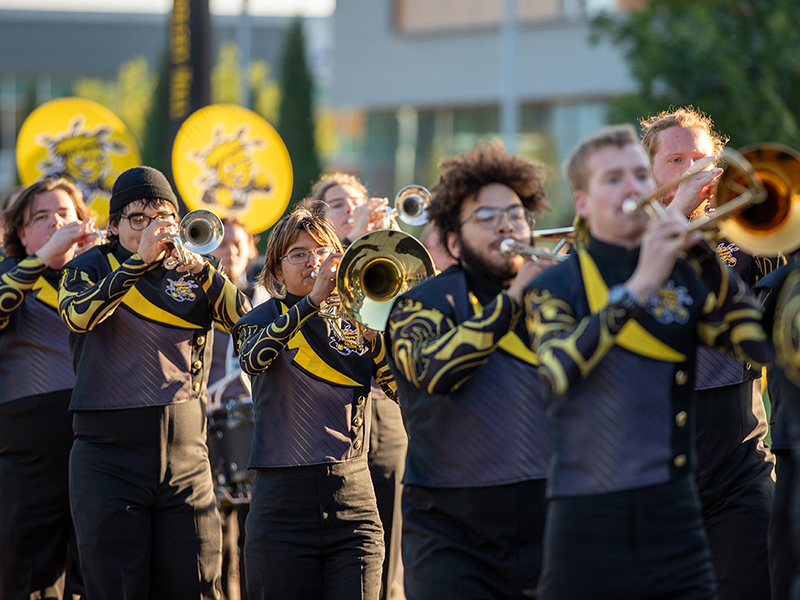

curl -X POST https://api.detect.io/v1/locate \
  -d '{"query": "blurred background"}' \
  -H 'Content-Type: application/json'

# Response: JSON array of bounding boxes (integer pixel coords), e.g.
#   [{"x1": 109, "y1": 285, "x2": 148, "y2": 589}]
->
[{"x1": 1, "y1": 0, "x2": 798, "y2": 231}]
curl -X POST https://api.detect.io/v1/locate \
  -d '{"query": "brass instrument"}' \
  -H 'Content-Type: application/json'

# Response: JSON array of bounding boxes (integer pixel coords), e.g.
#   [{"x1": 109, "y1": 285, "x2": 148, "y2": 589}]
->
[
  {"x1": 348, "y1": 185, "x2": 431, "y2": 228},
  {"x1": 163, "y1": 209, "x2": 224, "y2": 269},
  {"x1": 316, "y1": 230, "x2": 435, "y2": 351},
  {"x1": 696, "y1": 143, "x2": 800, "y2": 256},
  {"x1": 499, "y1": 238, "x2": 569, "y2": 262}
]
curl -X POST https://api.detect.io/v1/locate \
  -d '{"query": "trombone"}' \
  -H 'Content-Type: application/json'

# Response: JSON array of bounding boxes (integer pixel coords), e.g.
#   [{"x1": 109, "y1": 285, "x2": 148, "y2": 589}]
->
[
  {"x1": 620, "y1": 143, "x2": 800, "y2": 256},
  {"x1": 500, "y1": 239, "x2": 569, "y2": 262},
  {"x1": 163, "y1": 209, "x2": 225, "y2": 269}
]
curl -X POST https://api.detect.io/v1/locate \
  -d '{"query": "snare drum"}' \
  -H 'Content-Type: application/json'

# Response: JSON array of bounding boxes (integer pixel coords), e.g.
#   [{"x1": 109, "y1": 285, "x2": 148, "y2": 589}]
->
[{"x1": 207, "y1": 398, "x2": 255, "y2": 506}]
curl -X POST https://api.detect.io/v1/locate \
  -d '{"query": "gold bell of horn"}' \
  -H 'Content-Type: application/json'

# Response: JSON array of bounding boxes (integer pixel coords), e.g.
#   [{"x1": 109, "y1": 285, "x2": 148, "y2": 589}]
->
[{"x1": 337, "y1": 229, "x2": 435, "y2": 331}]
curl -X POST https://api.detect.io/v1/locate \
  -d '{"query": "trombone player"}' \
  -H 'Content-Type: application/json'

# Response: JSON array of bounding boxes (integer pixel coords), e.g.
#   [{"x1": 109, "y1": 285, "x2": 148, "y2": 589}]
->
[
  {"x1": 58, "y1": 166, "x2": 251, "y2": 599},
  {"x1": 641, "y1": 108, "x2": 776, "y2": 600},
  {"x1": 386, "y1": 140, "x2": 555, "y2": 599}
]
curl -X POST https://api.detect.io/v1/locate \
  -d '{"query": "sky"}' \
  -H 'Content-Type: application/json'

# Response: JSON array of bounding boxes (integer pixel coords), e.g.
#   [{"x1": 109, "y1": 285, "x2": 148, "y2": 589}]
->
[{"x1": 0, "y1": 0, "x2": 334, "y2": 16}]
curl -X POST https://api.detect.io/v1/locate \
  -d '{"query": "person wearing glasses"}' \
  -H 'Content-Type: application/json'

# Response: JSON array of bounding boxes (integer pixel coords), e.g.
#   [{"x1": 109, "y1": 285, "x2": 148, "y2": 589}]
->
[
  {"x1": 385, "y1": 140, "x2": 555, "y2": 599},
  {"x1": 233, "y1": 206, "x2": 397, "y2": 600},
  {"x1": 58, "y1": 166, "x2": 251, "y2": 599}
]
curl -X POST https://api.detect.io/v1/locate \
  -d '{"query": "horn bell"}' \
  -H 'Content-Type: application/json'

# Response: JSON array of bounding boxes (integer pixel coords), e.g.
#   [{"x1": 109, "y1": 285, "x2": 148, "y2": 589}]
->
[
  {"x1": 337, "y1": 229, "x2": 435, "y2": 331},
  {"x1": 180, "y1": 209, "x2": 225, "y2": 255}
]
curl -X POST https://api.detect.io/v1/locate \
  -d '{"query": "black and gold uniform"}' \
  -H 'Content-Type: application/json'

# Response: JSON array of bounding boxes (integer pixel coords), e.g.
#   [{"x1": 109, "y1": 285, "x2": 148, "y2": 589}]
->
[
  {"x1": 58, "y1": 241, "x2": 249, "y2": 600},
  {"x1": 234, "y1": 292, "x2": 396, "y2": 600},
  {"x1": 693, "y1": 242, "x2": 779, "y2": 600},
  {"x1": 386, "y1": 264, "x2": 549, "y2": 600},
  {"x1": 525, "y1": 237, "x2": 770, "y2": 600},
  {"x1": 0, "y1": 256, "x2": 77, "y2": 599}
]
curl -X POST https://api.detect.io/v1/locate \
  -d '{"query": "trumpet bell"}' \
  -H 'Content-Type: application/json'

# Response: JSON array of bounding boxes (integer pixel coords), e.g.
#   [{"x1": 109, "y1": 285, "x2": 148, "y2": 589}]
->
[
  {"x1": 338, "y1": 229, "x2": 435, "y2": 331},
  {"x1": 394, "y1": 185, "x2": 430, "y2": 226},
  {"x1": 716, "y1": 143, "x2": 800, "y2": 256},
  {"x1": 181, "y1": 209, "x2": 224, "y2": 255}
]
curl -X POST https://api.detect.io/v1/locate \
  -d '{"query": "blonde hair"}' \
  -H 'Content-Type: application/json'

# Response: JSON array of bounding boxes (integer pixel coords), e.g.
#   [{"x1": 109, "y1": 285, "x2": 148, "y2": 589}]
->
[
  {"x1": 563, "y1": 124, "x2": 641, "y2": 193},
  {"x1": 640, "y1": 106, "x2": 728, "y2": 161},
  {"x1": 260, "y1": 207, "x2": 343, "y2": 298}
]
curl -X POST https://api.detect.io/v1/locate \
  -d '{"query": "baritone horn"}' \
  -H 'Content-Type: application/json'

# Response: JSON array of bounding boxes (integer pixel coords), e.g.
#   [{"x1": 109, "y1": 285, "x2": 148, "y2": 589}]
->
[
  {"x1": 337, "y1": 229, "x2": 435, "y2": 332},
  {"x1": 163, "y1": 209, "x2": 224, "y2": 269}
]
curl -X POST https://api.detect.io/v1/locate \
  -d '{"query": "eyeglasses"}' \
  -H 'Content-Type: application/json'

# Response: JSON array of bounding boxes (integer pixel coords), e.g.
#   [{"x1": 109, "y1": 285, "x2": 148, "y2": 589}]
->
[
  {"x1": 461, "y1": 206, "x2": 532, "y2": 230},
  {"x1": 120, "y1": 213, "x2": 177, "y2": 231},
  {"x1": 279, "y1": 247, "x2": 334, "y2": 265}
]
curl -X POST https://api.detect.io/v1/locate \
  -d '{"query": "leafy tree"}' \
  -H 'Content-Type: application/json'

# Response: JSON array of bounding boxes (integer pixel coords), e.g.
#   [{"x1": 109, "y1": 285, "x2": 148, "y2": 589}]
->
[
  {"x1": 592, "y1": 0, "x2": 800, "y2": 147},
  {"x1": 277, "y1": 17, "x2": 321, "y2": 213}
]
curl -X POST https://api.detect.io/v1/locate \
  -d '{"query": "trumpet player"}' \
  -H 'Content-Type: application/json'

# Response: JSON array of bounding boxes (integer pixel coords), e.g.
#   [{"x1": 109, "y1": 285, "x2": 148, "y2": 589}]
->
[
  {"x1": 641, "y1": 108, "x2": 776, "y2": 600},
  {"x1": 524, "y1": 124, "x2": 770, "y2": 599},
  {"x1": 386, "y1": 140, "x2": 555, "y2": 599},
  {"x1": 233, "y1": 207, "x2": 397, "y2": 600},
  {"x1": 0, "y1": 178, "x2": 96, "y2": 598},
  {"x1": 58, "y1": 166, "x2": 251, "y2": 600}
]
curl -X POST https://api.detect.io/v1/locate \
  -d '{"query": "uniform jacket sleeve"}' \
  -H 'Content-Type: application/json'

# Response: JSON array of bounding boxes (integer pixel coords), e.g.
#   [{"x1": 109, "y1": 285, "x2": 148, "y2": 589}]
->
[{"x1": 0, "y1": 256, "x2": 47, "y2": 330}]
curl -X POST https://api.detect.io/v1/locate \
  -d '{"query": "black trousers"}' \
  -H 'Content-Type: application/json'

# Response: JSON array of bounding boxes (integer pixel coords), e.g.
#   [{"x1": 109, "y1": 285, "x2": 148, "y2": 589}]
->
[
  {"x1": 70, "y1": 399, "x2": 222, "y2": 600},
  {"x1": 771, "y1": 452, "x2": 798, "y2": 600},
  {"x1": 368, "y1": 396, "x2": 407, "y2": 600},
  {"x1": 402, "y1": 480, "x2": 546, "y2": 600},
  {"x1": 0, "y1": 390, "x2": 77, "y2": 600},
  {"x1": 540, "y1": 476, "x2": 717, "y2": 600},
  {"x1": 245, "y1": 456, "x2": 385, "y2": 600},
  {"x1": 696, "y1": 382, "x2": 774, "y2": 600}
]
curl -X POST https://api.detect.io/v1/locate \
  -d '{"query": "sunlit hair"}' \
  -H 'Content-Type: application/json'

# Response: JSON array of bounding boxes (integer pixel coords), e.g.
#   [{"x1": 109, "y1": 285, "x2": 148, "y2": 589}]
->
[
  {"x1": 261, "y1": 206, "x2": 343, "y2": 298},
  {"x1": 640, "y1": 106, "x2": 728, "y2": 161},
  {"x1": 428, "y1": 139, "x2": 549, "y2": 256},
  {"x1": 3, "y1": 178, "x2": 89, "y2": 259},
  {"x1": 563, "y1": 124, "x2": 641, "y2": 193},
  {"x1": 306, "y1": 172, "x2": 368, "y2": 217}
]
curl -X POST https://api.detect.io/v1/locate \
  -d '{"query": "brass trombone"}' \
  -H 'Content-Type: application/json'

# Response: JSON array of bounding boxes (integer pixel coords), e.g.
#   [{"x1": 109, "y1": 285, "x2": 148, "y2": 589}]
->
[{"x1": 499, "y1": 239, "x2": 569, "y2": 262}]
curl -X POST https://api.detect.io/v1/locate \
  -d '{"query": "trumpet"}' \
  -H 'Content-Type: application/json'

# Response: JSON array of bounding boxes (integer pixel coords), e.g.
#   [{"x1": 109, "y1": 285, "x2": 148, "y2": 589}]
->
[
  {"x1": 347, "y1": 185, "x2": 431, "y2": 228},
  {"x1": 163, "y1": 209, "x2": 225, "y2": 269},
  {"x1": 500, "y1": 238, "x2": 569, "y2": 262}
]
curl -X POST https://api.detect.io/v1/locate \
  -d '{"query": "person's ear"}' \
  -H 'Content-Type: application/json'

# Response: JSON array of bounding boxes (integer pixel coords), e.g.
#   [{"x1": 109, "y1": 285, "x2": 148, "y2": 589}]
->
[
  {"x1": 573, "y1": 190, "x2": 590, "y2": 220},
  {"x1": 446, "y1": 231, "x2": 461, "y2": 260}
]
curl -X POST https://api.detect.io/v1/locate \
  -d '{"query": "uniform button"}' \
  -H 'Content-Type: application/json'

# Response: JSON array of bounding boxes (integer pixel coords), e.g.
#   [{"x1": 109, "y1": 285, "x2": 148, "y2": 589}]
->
[
  {"x1": 196, "y1": 336, "x2": 205, "y2": 345},
  {"x1": 357, "y1": 395, "x2": 366, "y2": 405},
  {"x1": 353, "y1": 439, "x2": 362, "y2": 450},
  {"x1": 192, "y1": 382, "x2": 201, "y2": 392},
  {"x1": 675, "y1": 370, "x2": 688, "y2": 385},
  {"x1": 673, "y1": 454, "x2": 687, "y2": 467},
  {"x1": 675, "y1": 411, "x2": 688, "y2": 427},
  {"x1": 192, "y1": 360, "x2": 203, "y2": 370},
  {"x1": 352, "y1": 416, "x2": 363, "y2": 428}
]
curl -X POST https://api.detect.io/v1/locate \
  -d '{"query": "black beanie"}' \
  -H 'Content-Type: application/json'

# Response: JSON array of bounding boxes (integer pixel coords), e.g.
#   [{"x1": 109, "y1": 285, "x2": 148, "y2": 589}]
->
[{"x1": 110, "y1": 166, "x2": 179, "y2": 214}]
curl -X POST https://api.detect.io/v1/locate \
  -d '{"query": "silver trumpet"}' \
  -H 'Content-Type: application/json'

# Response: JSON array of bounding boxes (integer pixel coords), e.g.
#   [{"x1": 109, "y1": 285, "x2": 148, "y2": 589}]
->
[
  {"x1": 163, "y1": 209, "x2": 224, "y2": 269},
  {"x1": 499, "y1": 238, "x2": 569, "y2": 262},
  {"x1": 347, "y1": 185, "x2": 431, "y2": 228}
]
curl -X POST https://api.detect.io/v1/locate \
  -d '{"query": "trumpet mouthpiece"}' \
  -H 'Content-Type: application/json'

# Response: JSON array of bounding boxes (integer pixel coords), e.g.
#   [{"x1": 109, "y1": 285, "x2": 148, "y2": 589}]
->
[
  {"x1": 622, "y1": 198, "x2": 640, "y2": 215},
  {"x1": 310, "y1": 271, "x2": 318, "y2": 279},
  {"x1": 499, "y1": 238, "x2": 517, "y2": 256}
]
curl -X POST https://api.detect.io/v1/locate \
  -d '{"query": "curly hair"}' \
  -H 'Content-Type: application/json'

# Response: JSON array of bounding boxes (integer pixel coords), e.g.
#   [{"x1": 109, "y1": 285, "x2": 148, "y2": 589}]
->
[
  {"x1": 260, "y1": 206, "x2": 343, "y2": 298},
  {"x1": 427, "y1": 140, "x2": 549, "y2": 254},
  {"x1": 306, "y1": 172, "x2": 368, "y2": 217},
  {"x1": 3, "y1": 178, "x2": 89, "y2": 259},
  {"x1": 640, "y1": 106, "x2": 728, "y2": 161}
]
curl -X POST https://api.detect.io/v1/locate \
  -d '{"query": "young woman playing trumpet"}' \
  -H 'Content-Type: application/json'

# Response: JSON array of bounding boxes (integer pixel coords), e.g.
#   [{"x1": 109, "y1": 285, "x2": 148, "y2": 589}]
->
[{"x1": 233, "y1": 207, "x2": 397, "y2": 600}]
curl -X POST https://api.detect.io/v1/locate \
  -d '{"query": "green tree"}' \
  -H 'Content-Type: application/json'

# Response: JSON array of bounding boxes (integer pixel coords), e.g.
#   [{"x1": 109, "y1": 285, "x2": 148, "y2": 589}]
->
[
  {"x1": 140, "y1": 54, "x2": 171, "y2": 175},
  {"x1": 592, "y1": 0, "x2": 800, "y2": 147},
  {"x1": 277, "y1": 17, "x2": 321, "y2": 213}
]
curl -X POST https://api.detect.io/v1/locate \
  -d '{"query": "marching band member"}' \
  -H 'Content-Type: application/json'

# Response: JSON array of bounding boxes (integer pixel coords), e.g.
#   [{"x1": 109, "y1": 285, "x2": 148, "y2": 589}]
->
[
  {"x1": 386, "y1": 140, "x2": 554, "y2": 599},
  {"x1": 0, "y1": 178, "x2": 95, "y2": 599},
  {"x1": 308, "y1": 172, "x2": 406, "y2": 599},
  {"x1": 233, "y1": 207, "x2": 397, "y2": 600},
  {"x1": 641, "y1": 108, "x2": 776, "y2": 600},
  {"x1": 58, "y1": 166, "x2": 250, "y2": 600},
  {"x1": 525, "y1": 125, "x2": 770, "y2": 599}
]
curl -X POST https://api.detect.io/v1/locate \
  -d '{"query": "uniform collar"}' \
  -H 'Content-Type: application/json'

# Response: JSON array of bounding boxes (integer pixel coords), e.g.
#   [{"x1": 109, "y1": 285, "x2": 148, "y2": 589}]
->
[{"x1": 587, "y1": 235, "x2": 640, "y2": 266}]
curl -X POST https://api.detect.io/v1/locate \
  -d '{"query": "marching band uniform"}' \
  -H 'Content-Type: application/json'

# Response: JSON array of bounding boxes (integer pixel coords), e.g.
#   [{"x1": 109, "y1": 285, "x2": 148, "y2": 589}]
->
[
  {"x1": 525, "y1": 236, "x2": 770, "y2": 599},
  {"x1": 693, "y1": 246, "x2": 778, "y2": 600},
  {"x1": 0, "y1": 256, "x2": 76, "y2": 599},
  {"x1": 58, "y1": 168, "x2": 250, "y2": 600},
  {"x1": 386, "y1": 263, "x2": 550, "y2": 599},
  {"x1": 234, "y1": 291, "x2": 396, "y2": 600}
]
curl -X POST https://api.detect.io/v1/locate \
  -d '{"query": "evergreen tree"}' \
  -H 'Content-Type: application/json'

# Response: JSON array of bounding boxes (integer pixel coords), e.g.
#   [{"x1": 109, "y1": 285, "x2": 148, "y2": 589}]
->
[
  {"x1": 277, "y1": 17, "x2": 321, "y2": 214},
  {"x1": 141, "y1": 54, "x2": 171, "y2": 176},
  {"x1": 592, "y1": 0, "x2": 800, "y2": 147}
]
